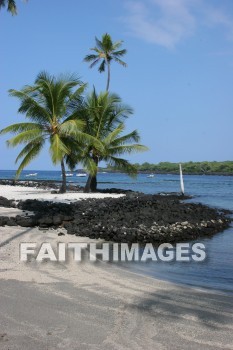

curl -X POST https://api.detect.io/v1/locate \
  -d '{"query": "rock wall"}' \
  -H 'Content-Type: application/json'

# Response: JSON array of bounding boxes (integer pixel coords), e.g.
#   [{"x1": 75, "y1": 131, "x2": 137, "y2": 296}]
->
[{"x1": 0, "y1": 194, "x2": 231, "y2": 243}]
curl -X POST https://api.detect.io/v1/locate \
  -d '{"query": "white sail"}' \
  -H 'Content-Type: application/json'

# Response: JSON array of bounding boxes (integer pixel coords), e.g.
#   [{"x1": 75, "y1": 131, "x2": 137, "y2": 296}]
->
[{"x1": 179, "y1": 163, "x2": 185, "y2": 195}]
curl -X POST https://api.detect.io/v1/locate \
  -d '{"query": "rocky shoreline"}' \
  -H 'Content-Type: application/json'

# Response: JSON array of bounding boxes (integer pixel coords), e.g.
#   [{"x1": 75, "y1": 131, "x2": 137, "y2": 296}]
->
[
  {"x1": 0, "y1": 192, "x2": 231, "y2": 243},
  {"x1": 0, "y1": 179, "x2": 81, "y2": 191}
]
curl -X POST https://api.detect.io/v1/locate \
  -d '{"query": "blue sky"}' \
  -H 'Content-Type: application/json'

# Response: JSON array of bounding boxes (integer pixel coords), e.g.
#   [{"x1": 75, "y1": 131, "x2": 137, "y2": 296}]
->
[{"x1": 1, "y1": 0, "x2": 233, "y2": 170}]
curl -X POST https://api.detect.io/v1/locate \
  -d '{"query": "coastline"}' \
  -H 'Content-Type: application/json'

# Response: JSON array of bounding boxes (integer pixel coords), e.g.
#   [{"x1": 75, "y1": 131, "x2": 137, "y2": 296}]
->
[
  {"x1": 0, "y1": 184, "x2": 233, "y2": 348},
  {"x1": 0, "y1": 184, "x2": 231, "y2": 242}
]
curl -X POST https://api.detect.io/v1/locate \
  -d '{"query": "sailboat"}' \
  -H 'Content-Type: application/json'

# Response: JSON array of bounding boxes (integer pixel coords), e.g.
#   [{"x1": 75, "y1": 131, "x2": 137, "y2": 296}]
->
[{"x1": 179, "y1": 163, "x2": 185, "y2": 195}]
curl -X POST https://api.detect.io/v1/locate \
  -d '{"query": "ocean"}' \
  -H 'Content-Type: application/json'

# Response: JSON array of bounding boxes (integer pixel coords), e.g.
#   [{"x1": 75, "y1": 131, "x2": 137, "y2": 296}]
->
[{"x1": 1, "y1": 170, "x2": 233, "y2": 294}]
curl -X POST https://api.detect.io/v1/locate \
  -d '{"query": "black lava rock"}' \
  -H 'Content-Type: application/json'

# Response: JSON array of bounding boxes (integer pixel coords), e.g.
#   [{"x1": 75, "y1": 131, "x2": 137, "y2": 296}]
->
[
  {"x1": 0, "y1": 196, "x2": 15, "y2": 208},
  {"x1": 0, "y1": 192, "x2": 231, "y2": 243}
]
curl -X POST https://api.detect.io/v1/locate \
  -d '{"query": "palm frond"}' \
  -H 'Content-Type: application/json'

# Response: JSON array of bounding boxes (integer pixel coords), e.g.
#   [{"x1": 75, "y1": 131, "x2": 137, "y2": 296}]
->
[
  {"x1": 15, "y1": 141, "x2": 44, "y2": 178},
  {"x1": 35, "y1": 71, "x2": 54, "y2": 85},
  {"x1": 9, "y1": 89, "x2": 52, "y2": 123},
  {"x1": 98, "y1": 60, "x2": 106, "y2": 73},
  {"x1": 50, "y1": 134, "x2": 70, "y2": 164},
  {"x1": 101, "y1": 33, "x2": 113, "y2": 51},
  {"x1": 90, "y1": 58, "x2": 100, "y2": 69},
  {"x1": 64, "y1": 84, "x2": 87, "y2": 118},
  {"x1": 34, "y1": 71, "x2": 70, "y2": 119},
  {"x1": 108, "y1": 144, "x2": 149, "y2": 156},
  {"x1": 84, "y1": 54, "x2": 99, "y2": 63},
  {"x1": 95, "y1": 36, "x2": 104, "y2": 51},
  {"x1": 15, "y1": 137, "x2": 44, "y2": 162},
  {"x1": 107, "y1": 157, "x2": 138, "y2": 177},
  {"x1": 110, "y1": 130, "x2": 141, "y2": 146},
  {"x1": 7, "y1": 129, "x2": 44, "y2": 147},
  {"x1": 113, "y1": 57, "x2": 127, "y2": 67},
  {"x1": 80, "y1": 155, "x2": 98, "y2": 176},
  {"x1": 113, "y1": 49, "x2": 127, "y2": 58},
  {"x1": 0, "y1": 122, "x2": 43, "y2": 135},
  {"x1": 64, "y1": 153, "x2": 78, "y2": 171},
  {"x1": 8, "y1": 0, "x2": 17, "y2": 14},
  {"x1": 112, "y1": 40, "x2": 124, "y2": 50},
  {"x1": 59, "y1": 119, "x2": 85, "y2": 136},
  {"x1": 2, "y1": 0, "x2": 17, "y2": 15},
  {"x1": 69, "y1": 83, "x2": 87, "y2": 99},
  {"x1": 103, "y1": 123, "x2": 125, "y2": 145}
]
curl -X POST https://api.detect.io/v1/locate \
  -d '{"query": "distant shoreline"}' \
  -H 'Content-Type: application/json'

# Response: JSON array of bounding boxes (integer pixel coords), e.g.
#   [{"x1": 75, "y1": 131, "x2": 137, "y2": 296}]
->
[
  {"x1": 0, "y1": 171, "x2": 233, "y2": 180},
  {"x1": 103, "y1": 170, "x2": 233, "y2": 176}
]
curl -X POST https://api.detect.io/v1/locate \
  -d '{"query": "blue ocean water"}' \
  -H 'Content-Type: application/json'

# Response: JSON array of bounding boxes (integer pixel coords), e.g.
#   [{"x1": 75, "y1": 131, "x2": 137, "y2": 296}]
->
[{"x1": 1, "y1": 170, "x2": 233, "y2": 294}]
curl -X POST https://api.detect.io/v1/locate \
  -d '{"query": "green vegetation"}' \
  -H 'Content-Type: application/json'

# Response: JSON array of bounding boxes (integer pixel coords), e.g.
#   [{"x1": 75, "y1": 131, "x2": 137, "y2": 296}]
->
[
  {"x1": 70, "y1": 90, "x2": 147, "y2": 192},
  {"x1": 0, "y1": 72, "x2": 97, "y2": 193},
  {"x1": 127, "y1": 161, "x2": 233, "y2": 174},
  {"x1": 84, "y1": 33, "x2": 127, "y2": 91},
  {"x1": 0, "y1": 33, "x2": 148, "y2": 192},
  {"x1": 0, "y1": 0, "x2": 17, "y2": 15}
]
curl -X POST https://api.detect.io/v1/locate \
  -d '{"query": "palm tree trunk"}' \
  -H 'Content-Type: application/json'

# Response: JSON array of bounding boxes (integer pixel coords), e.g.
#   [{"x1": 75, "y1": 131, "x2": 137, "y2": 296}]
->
[
  {"x1": 84, "y1": 174, "x2": 92, "y2": 193},
  {"x1": 84, "y1": 174, "x2": 97, "y2": 193},
  {"x1": 84, "y1": 157, "x2": 98, "y2": 193},
  {"x1": 90, "y1": 175, "x2": 97, "y2": 192},
  {"x1": 59, "y1": 158, "x2": 66, "y2": 193},
  {"x1": 106, "y1": 61, "x2": 110, "y2": 91}
]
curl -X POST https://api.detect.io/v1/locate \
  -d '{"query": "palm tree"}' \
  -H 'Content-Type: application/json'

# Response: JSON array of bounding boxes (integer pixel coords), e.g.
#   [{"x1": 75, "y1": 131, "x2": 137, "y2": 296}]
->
[
  {"x1": 84, "y1": 33, "x2": 127, "y2": 91},
  {"x1": 0, "y1": 71, "x2": 91, "y2": 193},
  {"x1": 70, "y1": 90, "x2": 148, "y2": 192}
]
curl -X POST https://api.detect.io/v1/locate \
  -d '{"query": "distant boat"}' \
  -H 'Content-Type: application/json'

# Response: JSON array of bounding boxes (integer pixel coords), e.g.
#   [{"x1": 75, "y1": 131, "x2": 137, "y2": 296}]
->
[
  {"x1": 26, "y1": 173, "x2": 38, "y2": 177},
  {"x1": 179, "y1": 163, "x2": 185, "y2": 195},
  {"x1": 147, "y1": 174, "x2": 155, "y2": 178},
  {"x1": 76, "y1": 173, "x2": 87, "y2": 177},
  {"x1": 63, "y1": 173, "x2": 73, "y2": 177}
]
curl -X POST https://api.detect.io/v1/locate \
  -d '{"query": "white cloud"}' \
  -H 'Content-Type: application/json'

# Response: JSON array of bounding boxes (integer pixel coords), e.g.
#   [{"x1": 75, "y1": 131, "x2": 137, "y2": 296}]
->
[
  {"x1": 204, "y1": 7, "x2": 233, "y2": 41},
  {"x1": 123, "y1": 0, "x2": 196, "y2": 49},
  {"x1": 123, "y1": 0, "x2": 233, "y2": 49}
]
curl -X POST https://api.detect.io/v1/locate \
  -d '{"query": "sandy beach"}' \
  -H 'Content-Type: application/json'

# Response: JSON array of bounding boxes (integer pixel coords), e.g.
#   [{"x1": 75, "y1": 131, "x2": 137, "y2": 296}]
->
[
  {"x1": 0, "y1": 184, "x2": 125, "y2": 203},
  {"x1": 0, "y1": 185, "x2": 233, "y2": 349}
]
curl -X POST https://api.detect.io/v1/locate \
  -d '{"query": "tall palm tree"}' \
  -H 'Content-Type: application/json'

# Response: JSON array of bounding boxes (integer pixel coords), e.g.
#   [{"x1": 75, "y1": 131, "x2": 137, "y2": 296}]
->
[
  {"x1": 84, "y1": 33, "x2": 127, "y2": 91},
  {"x1": 0, "y1": 71, "x2": 91, "y2": 193},
  {"x1": 70, "y1": 90, "x2": 148, "y2": 192}
]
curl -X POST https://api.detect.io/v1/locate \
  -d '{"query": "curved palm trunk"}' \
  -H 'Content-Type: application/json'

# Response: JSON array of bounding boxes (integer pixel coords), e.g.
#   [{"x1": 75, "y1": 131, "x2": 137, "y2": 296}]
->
[
  {"x1": 84, "y1": 174, "x2": 97, "y2": 193},
  {"x1": 84, "y1": 175, "x2": 92, "y2": 193},
  {"x1": 106, "y1": 61, "x2": 110, "y2": 91},
  {"x1": 59, "y1": 158, "x2": 67, "y2": 193},
  {"x1": 84, "y1": 157, "x2": 98, "y2": 193}
]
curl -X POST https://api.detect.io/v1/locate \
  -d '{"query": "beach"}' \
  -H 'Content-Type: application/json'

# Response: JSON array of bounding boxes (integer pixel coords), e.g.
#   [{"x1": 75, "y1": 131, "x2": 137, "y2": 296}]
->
[
  {"x1": 0, "y1": 184, "x2": 125, "y2": 203},
  {"x1": 1, "y1": 225, "x2": 233, "y2": 349},
  {"x1": 0, "y1": 184, "x2": 232, "y2": 349}
]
